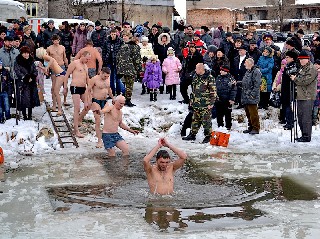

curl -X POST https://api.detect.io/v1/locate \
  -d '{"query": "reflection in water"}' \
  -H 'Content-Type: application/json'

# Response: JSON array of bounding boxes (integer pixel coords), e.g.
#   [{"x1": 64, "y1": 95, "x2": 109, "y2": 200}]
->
[{"x1": 46, "y1": 153, "x2": 319, "y2": 232}]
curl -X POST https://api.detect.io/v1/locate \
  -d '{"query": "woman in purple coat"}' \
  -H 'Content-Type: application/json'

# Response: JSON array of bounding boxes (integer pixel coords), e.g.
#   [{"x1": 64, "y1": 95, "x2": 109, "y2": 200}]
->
[
  {"x1": 72, "y1": 23, "x2": 87, "y2": 56},
  {"x1": 143, "y1": 55, "x2": 162, "y2": 101}
]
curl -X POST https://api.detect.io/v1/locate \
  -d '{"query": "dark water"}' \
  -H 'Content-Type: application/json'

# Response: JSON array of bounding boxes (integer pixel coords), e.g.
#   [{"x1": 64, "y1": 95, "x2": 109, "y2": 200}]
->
[{"x1": 46, "y1": 153, "x2": 318, "y2": 232}]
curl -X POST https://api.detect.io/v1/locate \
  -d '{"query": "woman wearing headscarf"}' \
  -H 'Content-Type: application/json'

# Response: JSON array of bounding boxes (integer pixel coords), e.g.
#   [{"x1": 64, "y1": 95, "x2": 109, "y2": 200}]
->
[{"x1": 14, "y1": 46, "x2": 39, "y2": 120}]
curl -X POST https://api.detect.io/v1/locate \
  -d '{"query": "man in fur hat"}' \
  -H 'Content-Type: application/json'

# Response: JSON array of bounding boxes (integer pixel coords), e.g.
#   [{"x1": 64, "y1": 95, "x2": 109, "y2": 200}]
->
[{"x1": 290, "y1": 50, "x2": 318, "y2": 142}]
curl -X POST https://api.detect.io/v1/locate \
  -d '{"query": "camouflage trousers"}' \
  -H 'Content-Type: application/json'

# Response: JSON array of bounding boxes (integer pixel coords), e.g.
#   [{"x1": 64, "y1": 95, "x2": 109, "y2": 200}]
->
[
  {"x1": 123, "y1": 75, "x2": 135, "y2": 100},
  {"x1": 191, "y1": 107, "x2": 212, "y2": 136}
]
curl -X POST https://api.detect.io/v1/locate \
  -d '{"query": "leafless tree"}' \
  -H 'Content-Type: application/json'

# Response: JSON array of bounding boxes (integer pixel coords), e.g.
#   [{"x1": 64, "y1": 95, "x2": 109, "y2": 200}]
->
[
  {"x1": 121, "y1": 0, "x2": 136, "y2": 23},
  {"x1": 267, "y1": 0, "x2": 295, "y2": 31}
]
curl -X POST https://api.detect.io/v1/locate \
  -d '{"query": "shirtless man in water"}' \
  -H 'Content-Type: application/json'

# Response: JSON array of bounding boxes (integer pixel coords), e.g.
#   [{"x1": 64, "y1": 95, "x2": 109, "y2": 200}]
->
[
  {"x1": 99, "y1": 95, "x2": 139, "y2": 156},
  {"x1": 87, "y1": 67, "x2": 114, "y2": 148},
  {"x1": 36, "y1": 47, "x2": 67, "y2": 116},
  {"x1": 46, "y1": 34, "x2": 69, "y2": 108},
  {"x1": 63, "y1": 51, "x2": 91, "y2": 138},
  {"x1": 143, "y1": 138, "x2": 187, "y2": 195}
]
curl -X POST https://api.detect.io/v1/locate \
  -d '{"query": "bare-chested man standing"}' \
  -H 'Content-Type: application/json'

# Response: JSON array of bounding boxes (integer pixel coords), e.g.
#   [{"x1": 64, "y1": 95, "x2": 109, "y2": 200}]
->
[
  {"x1": 36, "y1": 47, "x2": 67, "y2": 116},
  {"x1": 46, "y1": 34, "x2": 69, "y2": 109},
  {"x1": 100, "y1": 95, "x2": 139, "y2": 157},
  {"x1": 63, "y1": 51, "x2": 91, "y2": 138},
  {"x1": 87, "y1": 67, "x2": 114, "y2": 148},
  {"x1": 143, "y1": 138, "x2": 187, "y2": 195},
  {"x1": 74, "y1": 40, "x2": 102, "y2": 78}
]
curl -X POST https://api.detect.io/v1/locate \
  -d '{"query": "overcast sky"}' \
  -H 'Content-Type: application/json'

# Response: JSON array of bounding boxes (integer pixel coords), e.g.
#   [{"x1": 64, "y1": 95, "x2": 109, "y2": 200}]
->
[
  {"x1": 174, "y1": 0, "x2": 186, "y2": 19},
  {"x1": 296, "y1": 0, "x2": 320, "y2": 3}
]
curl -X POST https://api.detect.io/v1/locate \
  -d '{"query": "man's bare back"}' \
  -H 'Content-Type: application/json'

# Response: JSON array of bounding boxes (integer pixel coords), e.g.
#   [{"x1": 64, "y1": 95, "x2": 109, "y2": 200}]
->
[
  {"x1": 75, "y1": 46, "x2": 102, "y2": 70},
  {"x1": 143, "y1": 138, "x2": 187, "y2": 195},
  {"x1": 42, "y1": 54, "x2": 64, "y2": 75},
  {"x1": 47, "y1": 44, "x2": 67, "y2": 66}
]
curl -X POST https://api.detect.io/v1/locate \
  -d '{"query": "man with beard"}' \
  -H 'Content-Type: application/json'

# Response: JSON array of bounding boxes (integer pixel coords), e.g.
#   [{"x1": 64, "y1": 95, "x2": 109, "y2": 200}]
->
[{"x1": 143, "y1": 137, "x2": 187, "y2": 195}]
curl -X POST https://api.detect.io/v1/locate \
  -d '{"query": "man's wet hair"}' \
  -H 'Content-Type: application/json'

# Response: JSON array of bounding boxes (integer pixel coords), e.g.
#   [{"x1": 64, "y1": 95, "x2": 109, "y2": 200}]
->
[
  {"x1": 156, "y1": 150, "x2": 170, "y2": 160},
  {"x1": 51, "y1": 34, "x2": 60, "y2": 41},
  {"x1": 101, "y1": 67, "x2": 111, "y2": 74},
  {"x1": 82, "y1": 50, "x2": 90, "y2": 56}
]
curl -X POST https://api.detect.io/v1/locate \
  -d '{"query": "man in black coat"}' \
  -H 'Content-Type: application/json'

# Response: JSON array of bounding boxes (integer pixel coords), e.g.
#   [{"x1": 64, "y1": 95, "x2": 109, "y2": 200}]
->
[
  {"x1": 91, "y1": 20, "x2": 107, "y2": 51},
  {"x1": 179, "y1": 42, "x2": 203, "y2": 104},
  {"x1": 43, "y1": 20, "x2": 59, "y2": 49},
  {"x1": 248, "y1": 40, "x2": 261, "y2": 64},
  {"x1": 232, "y1": 45, "x2": 250, "y2": 108}
]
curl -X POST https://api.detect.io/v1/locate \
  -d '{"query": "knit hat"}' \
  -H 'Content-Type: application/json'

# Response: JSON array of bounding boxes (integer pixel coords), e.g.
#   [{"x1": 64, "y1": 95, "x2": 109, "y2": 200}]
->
[
  {"x1": 297, "y1": 29, "x2": 304, "y2": 35},
  {"x1": 298, "y1": 50, "x2": 310, "y2": 59},
  {"x1": 207, "y1": 45, "x2": 217, "y2": 53},
  {"x1": 141, "y1": 36, "x2": 148, "y2": 42},
  {"x1": 226, "y1": 32, "x2": 232, "y2": 37},
  {"x1": 285, "y1": 50, "x2": 298, "y2": 60},
  {"x1": 95, "y1": 20, "x2": 102, "y2": 27},
  {"x1": 201, "y1": 26, "x2": 209, "y2": 32},
  {"x1": 238, "y1": 45, "x2": 247, "y2": 51},
  {"x1": 264, "y1": 46, "x2": 273, "y2": 55},
  {"x1": 263, "y1": 34, "x2": 273, "y2": 41},
  {"x1": 162, "y1": 26, "x2": 170, "y2": 33},
  {"x1": 167, "y1": 47, "x2": 175, "y2": 55},
  {"x1": 220, "y1": 65, "x2": 230, "y2": 72},
  {"x1": 285, "y1": 39, "x2": 295, "y2": 47},
  {"x1": 194, "y1": 30, "x2": 201, "y2": 37},
  {"x1": 4, "y1": 36, "x2": 13, "y2": 41},
  {"x1": 216, "y1": 48, "x2": 225, "y2": 54},
  {"x1": 143, "y1": 21, "x2": 149, "y2": 27},
  {"x1": 281, "y1": 59, "x2": 287, "y2": 65},
  {"x1": 47, "y1": 19, "x2": 54, "y2": 25}
]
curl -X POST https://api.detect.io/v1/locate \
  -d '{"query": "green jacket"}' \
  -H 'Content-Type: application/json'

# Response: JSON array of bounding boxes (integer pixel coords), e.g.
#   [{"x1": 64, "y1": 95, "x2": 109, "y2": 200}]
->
[
  {"x1": 191, "y1": 70, "x2": 217, "y2": 108},
  {"x1": 116, "y1": 41, "x2": 142, "y2": 77},
  {"x1": 294, "y1": 62, "x2": 317, "y2": 100}
]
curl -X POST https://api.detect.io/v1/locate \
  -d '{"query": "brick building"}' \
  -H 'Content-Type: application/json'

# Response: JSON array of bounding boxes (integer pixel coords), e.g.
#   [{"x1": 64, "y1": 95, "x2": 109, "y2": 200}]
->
[
  {"x1": 187, "y1": 8, "x2": 244, "y2": 30},
  {"x1": 186, "y1": 0, "x2": 267, "y2": 11}
]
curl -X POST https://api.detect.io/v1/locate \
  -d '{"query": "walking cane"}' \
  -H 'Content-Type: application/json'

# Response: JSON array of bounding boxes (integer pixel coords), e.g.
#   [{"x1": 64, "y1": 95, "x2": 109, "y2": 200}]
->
[
  {"x1": 12, "y1": 70, "x2": 19, "y2": 125},
  {"x1": 290, "y1": 80, "x2": 298, "y2": 143}
]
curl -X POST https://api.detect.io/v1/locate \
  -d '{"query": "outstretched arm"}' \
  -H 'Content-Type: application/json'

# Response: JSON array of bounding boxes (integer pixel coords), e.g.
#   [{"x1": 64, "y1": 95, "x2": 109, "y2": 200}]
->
[
  {"x1": 143, "y1": 139, "x2": 163, "y2": 174},
  {"x1": 162, "y1": 138, "x2": 187, "y2": 171}
]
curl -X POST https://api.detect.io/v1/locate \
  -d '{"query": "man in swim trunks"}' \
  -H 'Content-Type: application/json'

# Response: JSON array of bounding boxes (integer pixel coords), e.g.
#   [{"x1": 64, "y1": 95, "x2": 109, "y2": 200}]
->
[
  {"x1": 63, "y1": 51, "x2": 91, "y2": 138},
  {"x1": 87, "y1": 67, "x2": 114, "y2": 148},
  {"x1": 46, "y1": 34, "x2": 69, "y2": 109},
  {"x1": 143, "y1": 138, "x2": 187, "y2": 195},
  {"x1": 74, "y1": 40, "x2": 103, "y2": 78},
  {"x1": 100, "y1": 95, "x2": 139, "y2": 157},
  {"x1": 36, "y1": 47, "x2": 67, "y2": 116}
]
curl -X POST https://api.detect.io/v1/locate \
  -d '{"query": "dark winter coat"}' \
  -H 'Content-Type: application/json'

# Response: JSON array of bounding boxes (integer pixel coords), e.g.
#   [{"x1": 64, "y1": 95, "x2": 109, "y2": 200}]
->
[
  {"x1": 248, "y1": 47, "x2": 262, "y2": 64},
  {"x1": 0, "y1": 68, "x2": 12, "y2": 93},
  {"x1": 116, "y1": 41, "x2": 142, "y2": 77},
  {"x1": 59, "y1": 30, "x2": 73, "y2": 57},
  {"x1": 203, "y1": 52, "x2": 215, "y2": 71},
  {"x1": 35, "y1": 31, "x2": 45, "y2": 48},
  {"x1": 219, "y1": 39, "x2": 234, "y2": 57},
  {"x1": 43, "y1": 27, "x2": 60, "y2": 48},
  {"x1": 148, "y1": 32, "x2": 160, "y2": 48},
  {"x1": 216, "y1": 73, "x2": 237, "y2": 102},
  {"x1": 154, "y1": 33, "x2": 173, "y2": 64},
  {"x1": 72, "y1": 28, "x2": 87, "y2": 55},
  {"x1": 241, "y1": 66, "x2": 262, "y2": 105},
  {"x1": 142, "y1": 60, "x2": 162, "y2": 89},
  {"x1": 280, "y1": 61, "x2": 298, "y2": 105},
  {"x1": 212, "y1": 56, "x2": 229, "y2": 78},
  {"x1": 183, "y1": 50, "x2": 203, "y2": 75},
  {"x1": 173, "y1": 30, "x2": 184, "y2": 57},
  {"x1": 14, "y1": 54, "x2": 40, "y2": 110},
  {"x1": 291, "y1": 34, "x2": 303, "y2": 52},
  {"x1": 91, "y1": 29, "x2": 107, "y2": 48},
  {"x1": 201, "y1": 33, "x2": 212, "y2": 48},
  {"x1": 103, "y1": 35, "x2": 123, "y2": 66},
  {"x1": 232, "y1": 54, "x2": 250, "y2": 82},
  {"x1": 257, "y1": 55, "x2": 274, "y2": 92},
  {"x1": 20, "y1": 35, "x2": 36, "y2": 57}
]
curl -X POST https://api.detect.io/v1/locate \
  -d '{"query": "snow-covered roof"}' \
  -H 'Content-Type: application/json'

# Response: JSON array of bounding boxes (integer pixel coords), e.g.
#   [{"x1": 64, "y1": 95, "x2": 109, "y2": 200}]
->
[
  {"x1": 0, "y1": 0, "x2": 24, "y2": 7},
  {"x1": 77, "y1": 0, "x2": 174, "y2": 6}
]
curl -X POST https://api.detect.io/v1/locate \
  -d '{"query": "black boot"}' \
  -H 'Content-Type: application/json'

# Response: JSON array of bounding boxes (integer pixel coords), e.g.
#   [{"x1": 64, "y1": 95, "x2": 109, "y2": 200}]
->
[
  {"x1": 125, "y1": 99, "x2": 136, "y2": 107},
  {"x1": 154, "y1": 92, "x2": 157, "y2": 101},
  {"x1": 159, "y1": 85, "x2": 164, "y2": 94},
  {"x1": 182, "y1": 133, "x2": 196, "y2": 141},
  {"x1": 181, "y1": 127, "x2": 187, "y2": 137},
  {"x1": 141, "y1": 84, "x2": 146, "y2": 95},
  {"x1": 172, "y1": 85, "x2": 176, "y2": 100},
  {"x1": 202, "y1": 135, "x2": 211, "y2": 144},
  {"x1": 149, "y1": 92, "x2": 153, "y2": 101}
]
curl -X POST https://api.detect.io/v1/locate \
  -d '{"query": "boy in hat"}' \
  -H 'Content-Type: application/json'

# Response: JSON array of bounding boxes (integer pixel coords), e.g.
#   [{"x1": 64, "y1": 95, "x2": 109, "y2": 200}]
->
[
  {"x1": 215, "y1": 65, "x2": 237, "y2": 130},
  {"x1": 290, "y1": 51, "x2": 318, "y2": 142}
]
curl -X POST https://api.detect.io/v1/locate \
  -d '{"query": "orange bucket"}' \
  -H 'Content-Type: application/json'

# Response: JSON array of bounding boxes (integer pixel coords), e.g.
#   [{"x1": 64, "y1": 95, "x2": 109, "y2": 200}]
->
[
  {"x1": 217, "y1": 133, "x2": 230, "y2": 147},
  {"x1": 0, "y1": 147, "x2": 4, "y2": 164},
  {"x1": 210, "y1": 131, "x2": 222, "y2": 146}
]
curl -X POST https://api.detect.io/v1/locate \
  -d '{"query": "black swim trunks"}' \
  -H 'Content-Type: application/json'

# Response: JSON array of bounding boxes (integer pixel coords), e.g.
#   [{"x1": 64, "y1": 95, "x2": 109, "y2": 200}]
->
[
  {"x1": 92, "y1": 98, "x2": 107, "y2": 109},
  {"x1": 70, "y1": 86, "x2": 86, "y2": 95}
]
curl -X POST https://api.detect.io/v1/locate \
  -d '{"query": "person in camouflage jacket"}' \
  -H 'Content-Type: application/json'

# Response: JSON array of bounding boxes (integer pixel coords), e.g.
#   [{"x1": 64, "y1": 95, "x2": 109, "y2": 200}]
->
[
  {"x1": 116, "y1": 33, "x2": 142, "y2": 106},
  {"x1": 182, "y1": 63, "x2": 217, "y2": 143}
]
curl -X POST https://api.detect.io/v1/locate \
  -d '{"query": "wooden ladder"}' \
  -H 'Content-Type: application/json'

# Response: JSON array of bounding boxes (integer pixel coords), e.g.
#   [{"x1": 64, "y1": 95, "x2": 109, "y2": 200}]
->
[{"x1": 45, "y1": 101, "x2": 79, "y2": 148}]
